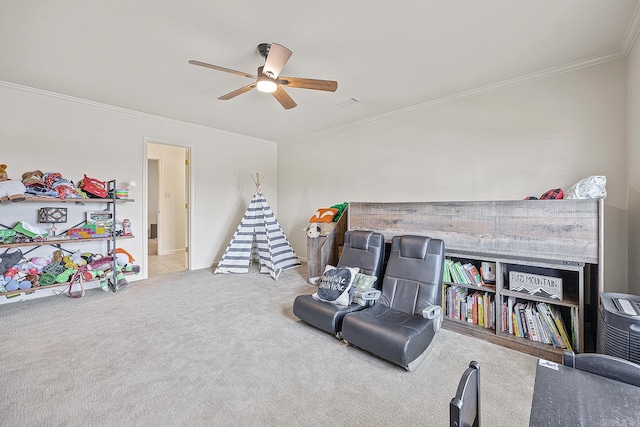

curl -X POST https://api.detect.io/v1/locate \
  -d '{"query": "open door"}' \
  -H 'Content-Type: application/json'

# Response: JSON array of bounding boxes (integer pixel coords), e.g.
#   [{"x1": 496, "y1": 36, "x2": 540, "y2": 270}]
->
[{"x1": 146, "y1": 142, "x2": 190, "y2": 277}]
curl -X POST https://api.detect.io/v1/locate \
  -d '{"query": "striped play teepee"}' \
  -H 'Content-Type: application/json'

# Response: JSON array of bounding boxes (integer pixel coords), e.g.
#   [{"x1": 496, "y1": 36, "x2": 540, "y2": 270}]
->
[{"x1": 214, "y1": 173, "x2": 300, "y2": 280}]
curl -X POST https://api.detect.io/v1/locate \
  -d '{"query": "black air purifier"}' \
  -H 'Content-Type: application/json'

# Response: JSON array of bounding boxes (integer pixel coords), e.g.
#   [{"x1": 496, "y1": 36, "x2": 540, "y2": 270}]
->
[{"x1": 597, "y1": 293, "x2": 640, "y2": 364}]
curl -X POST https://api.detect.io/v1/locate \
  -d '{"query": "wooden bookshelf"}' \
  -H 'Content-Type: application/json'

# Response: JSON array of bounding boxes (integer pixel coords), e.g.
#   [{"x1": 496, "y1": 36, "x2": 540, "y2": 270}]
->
[{"x1": 348, "y1": 199, "x2": 603, "y2": 362}]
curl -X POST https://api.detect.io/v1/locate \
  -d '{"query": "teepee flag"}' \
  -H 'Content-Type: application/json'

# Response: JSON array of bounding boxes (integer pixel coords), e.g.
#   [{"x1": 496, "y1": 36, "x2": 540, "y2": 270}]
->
[{"x1": 215, "y1": 191, "x2": 300, "y2": 280}]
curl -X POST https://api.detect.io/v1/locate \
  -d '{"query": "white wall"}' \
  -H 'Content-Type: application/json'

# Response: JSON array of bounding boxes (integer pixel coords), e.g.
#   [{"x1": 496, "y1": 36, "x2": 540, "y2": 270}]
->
[
  {"x1": 278, "y1": 59, "x2": 629, "y2": 292},
  {"x1": 628, "y1": 39, "x2": 640, "y2": 295},
  {"x1": 2, "y1": 55, "x2": 634, "y2": 294},
  {"x1": 0, "y1": 83, "x2": 278, "y2": 279}
]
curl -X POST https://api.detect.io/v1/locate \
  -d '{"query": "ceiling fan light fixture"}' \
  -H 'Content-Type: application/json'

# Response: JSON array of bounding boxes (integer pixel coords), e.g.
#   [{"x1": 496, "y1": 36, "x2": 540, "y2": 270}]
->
[
  {"x1": 256, "y1": 76, "x2": 278, "y2": 93},
  {"x1": 189, "y1": 42, "x2": 337, "y2": 109}
]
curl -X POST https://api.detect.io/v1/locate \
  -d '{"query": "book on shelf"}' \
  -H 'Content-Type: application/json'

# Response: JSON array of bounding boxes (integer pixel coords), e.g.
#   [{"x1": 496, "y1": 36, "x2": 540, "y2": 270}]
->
[
  {"x1": 463, "y1": 263, "x2": 485, "y2": 286},
  {"x1": 453, "y1": 261, "x2": 470, "y2": 284},
  {"x1": 444, "y1": 287, "x2": 494, "y2": 329},
  {"x1": 502, "y1": 300, "x2": 508, "y2": 332},
  {"x1": 444, "y1": 259, "x2": 460, "y2": 284},
  {"x1": 516, "y1": 303, "x2": 529, "y2": 339},
  {"x1": 524, "y1": 304, "x2": 539, "y2": 342},
  {"x1": 537, "y1": 302, "x2": 566, "y2": 349},
  {"x1": 445, "y1": 259, "x2": 455, "y2": 283},
  {"x1": 551, "y1": 305, "x2": 574, "y2": 352},
  {"x1": 534, "y1": 303, "x2": 553, "y2": 345},
  {"x1": 446, "y1": 286, "x2": 466, "y2": 319},
  {"x1": 451, "y1": 260, "x2": 461, "y2": 284},
  {"x1": 533, "y1": 310, "x2": 550, "y2": 344},
  {"x1": 512, "y1": 311, "x2": 520, "y2": 337},
  {"x1": 507, "y1": 296, "x2": 516, "y2": 335},
  {"x1": 488, "y1": 294, "x2": 495, "y2": 329},
  {"x1": 443, "y1": 259, "x2": 453, "y2": 283},
  {"x1": 501, "y1": 295, "x2": 578, "y2": 350}
]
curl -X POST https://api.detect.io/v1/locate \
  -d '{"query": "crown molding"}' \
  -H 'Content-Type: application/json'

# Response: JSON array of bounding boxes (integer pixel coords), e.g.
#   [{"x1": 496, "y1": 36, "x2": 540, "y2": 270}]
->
[
  {"x1": 621, "y1": 2, "x2": 640, "y2": 55},
  {"x1": 0, "y1": 80, "x2": 275, "y2": 145},
  {"x1": 283, "y1": 51, "x2": 628, "y2": 145}
]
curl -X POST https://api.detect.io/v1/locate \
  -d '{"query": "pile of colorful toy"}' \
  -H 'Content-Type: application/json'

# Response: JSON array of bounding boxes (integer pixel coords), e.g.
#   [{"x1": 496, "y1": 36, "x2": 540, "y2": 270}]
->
[
  {"x1": 0, "y1": 247, "x2": 139, "y2": 295},
  {"x1": 67, "y1": 223, "x2": 111, "y2": 239},
  {"x1": 0, "y1": 163, "x2": 117, "y2": 202}
]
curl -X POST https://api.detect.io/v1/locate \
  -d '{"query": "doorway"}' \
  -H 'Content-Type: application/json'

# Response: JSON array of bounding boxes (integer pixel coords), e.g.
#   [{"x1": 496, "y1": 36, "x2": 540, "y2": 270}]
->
[{"x1": 146, "y1": 142, "x2": 190, "y2": 277}]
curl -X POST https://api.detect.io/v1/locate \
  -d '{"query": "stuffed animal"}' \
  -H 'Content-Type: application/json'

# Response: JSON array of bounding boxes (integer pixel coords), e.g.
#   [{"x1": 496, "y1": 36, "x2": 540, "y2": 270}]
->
[
  {"x1": 0, "y1": 164, "x2": 26, "y2": 202},
  {"x1": 52, "y1": 250, "x2": 63, "y2": 264},
  {"x1": 63, "y1": 250, "x2": 87, "y2": 269},
  {"x1": 26, "y1": 257, "x2": 50, "y2": 273},
  {"x1": 303, "y1": 222, "x2": 334, "y2": 239},
  {"x1": 110, "y1": 248, "x2": 135, "y2": 267},
  {"x1": 304, "y1": 223, "x2": 321, "y2": 238}
]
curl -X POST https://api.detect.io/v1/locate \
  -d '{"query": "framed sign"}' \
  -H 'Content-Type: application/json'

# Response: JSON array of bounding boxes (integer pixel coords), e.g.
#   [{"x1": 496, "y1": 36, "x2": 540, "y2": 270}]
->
[{"x1": 509, "y1": 271, "x2": 563, "y2": 300}]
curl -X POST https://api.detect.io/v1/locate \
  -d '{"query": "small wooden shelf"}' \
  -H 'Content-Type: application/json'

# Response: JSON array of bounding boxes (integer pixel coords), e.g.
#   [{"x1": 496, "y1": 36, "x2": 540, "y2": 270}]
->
[
  {"x1": 443, "y1": 316, "x2": 495, "y2": 333},
  {"x1": 444, "y1": 281, "x2": 497, "y2": 293},
  {"x1": 500, "y1": 289, "x2": 579, "y2": 308},
  {"x1": 0, "y1": 282, "x2": 68, "y2": 297},
  {"x1": 443, "y1": 317, "x2": 565, "y2": 362},
  {"x1": 0, "y1": 270, "x2": 138, "y2": 297}
]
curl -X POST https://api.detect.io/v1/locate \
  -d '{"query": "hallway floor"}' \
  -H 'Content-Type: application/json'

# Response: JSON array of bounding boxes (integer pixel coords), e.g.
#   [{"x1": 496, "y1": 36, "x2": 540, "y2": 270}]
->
[{"x1": 147, "y1": 238, "x2": 186, "y2": 278}]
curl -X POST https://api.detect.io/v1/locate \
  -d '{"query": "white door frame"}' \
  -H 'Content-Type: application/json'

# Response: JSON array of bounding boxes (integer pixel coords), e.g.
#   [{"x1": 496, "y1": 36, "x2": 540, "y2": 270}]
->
[{"x1": 143, "y1": 138, "x2": 192, "y2": 277}]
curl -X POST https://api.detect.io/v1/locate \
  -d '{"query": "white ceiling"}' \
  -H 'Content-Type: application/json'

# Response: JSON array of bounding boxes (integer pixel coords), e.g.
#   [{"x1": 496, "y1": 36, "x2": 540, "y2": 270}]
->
[{"x1": 1, "y1": 1, "x2": 639, "y2": 143}]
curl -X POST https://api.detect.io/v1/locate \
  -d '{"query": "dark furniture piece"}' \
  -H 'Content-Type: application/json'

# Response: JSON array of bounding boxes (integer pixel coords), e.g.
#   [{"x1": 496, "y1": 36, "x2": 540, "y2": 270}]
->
[
  {"x1": 450, "y1": 361, "x2": 480, "y2": 427},
  {"x1": 348, "y1": 199, "x2": 602, "y2": 362},
  {"x1": 562, "y1": 349, "x2": 640, "y2": 387},
  {"x1": 292, "y1": 230, "x2": 385, "y2": 338},
  {"x1": 341, "y1": 235, "x2": 445, "y2": 371},
  {"x1": 529, "y1": 358, "x2": 640, "y2": 426}
]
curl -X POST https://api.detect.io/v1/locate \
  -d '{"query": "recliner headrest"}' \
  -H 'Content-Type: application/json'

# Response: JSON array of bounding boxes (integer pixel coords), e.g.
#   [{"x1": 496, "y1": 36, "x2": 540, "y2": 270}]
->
[
  {"x1": 349, "y1": 230, "x2": 373, "y2": 250},
  {"x1": 399, "y1": 235, "x2": 430, "y2": 260}
]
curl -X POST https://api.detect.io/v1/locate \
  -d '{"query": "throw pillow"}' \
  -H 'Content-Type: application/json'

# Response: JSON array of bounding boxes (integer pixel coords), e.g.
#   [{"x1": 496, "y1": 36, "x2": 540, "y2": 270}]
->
[
  {"x1": 539, "y1": 188, "x2": 564, "y2": 200},
  {"x1": 309, "y1": 208, "x2": 339, "y2": 223},
  {"x1": 351, "y1": 273, "x2": 378, "y2": 306},
  {"x1": 313, "y1": 265, "x2": 359, "y2": 306}
]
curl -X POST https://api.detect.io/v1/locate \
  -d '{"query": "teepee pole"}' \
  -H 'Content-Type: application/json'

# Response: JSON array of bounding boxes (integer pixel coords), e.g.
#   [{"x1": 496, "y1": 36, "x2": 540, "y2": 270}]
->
[{"x1": 250, "y1": 172, "x2": 267, "y2": 192}]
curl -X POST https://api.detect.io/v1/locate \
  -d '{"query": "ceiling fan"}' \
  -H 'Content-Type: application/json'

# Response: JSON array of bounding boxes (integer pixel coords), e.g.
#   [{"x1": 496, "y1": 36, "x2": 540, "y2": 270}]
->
[{"x1": 188, "y1": 43, "x2": 338, "y2": 110}]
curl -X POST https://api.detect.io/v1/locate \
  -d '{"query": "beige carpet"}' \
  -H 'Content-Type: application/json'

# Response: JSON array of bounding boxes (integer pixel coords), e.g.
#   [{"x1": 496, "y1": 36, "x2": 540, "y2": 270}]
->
[{"x1": 0, "y1": 265, "x2": 536, "y2": 426}]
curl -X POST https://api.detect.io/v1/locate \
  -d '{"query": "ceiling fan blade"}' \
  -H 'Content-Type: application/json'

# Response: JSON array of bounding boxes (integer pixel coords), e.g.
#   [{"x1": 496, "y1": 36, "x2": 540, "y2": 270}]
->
[
  {"x1": 279, "y1": 77, "x2": 338, "y2": 92},
  {"x1": 218, "y1": 83, "x2": 257, "y2": 100},
  {"x1": 188, "y1": 60, "x2": 258, "y2": 79},
  {"x1": 272, "y1": 87, "x2": 297, "y2": 110},
  {"x1": 262, "y1": 43, "x2": 292, "y2": 79}
]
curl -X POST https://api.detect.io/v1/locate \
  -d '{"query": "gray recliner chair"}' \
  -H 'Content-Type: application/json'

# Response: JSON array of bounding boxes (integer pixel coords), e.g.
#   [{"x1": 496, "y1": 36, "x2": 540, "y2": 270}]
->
[
  {"x1": 341, "y1": 234, "x2": 445, "y2": 371},
  {"x1": 293, "y1": 230, "x2": 386, "y2": 338}
]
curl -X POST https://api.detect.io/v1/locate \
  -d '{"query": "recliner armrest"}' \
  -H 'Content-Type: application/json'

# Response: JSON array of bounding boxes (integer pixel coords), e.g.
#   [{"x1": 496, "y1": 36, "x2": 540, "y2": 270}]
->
[
  {"x1": 355, "y1": 288, "x2": 381, "y2": 306},
  {"x1": 422, "y1": 305, "x2": 443, "y2": 332}
]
